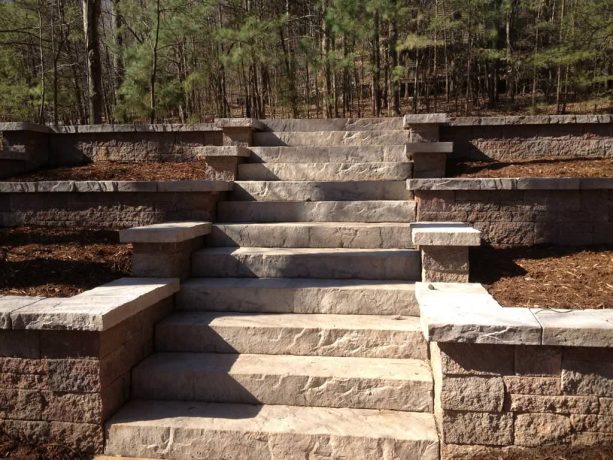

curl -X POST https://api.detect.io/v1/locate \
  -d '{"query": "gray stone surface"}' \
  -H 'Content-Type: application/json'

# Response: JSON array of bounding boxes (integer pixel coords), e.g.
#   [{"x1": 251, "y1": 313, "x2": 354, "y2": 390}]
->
[
  {"x1": 51, "y1": 123, "x2": 220, "y2": 133},
  {"x1": 209, "y1": 222, "x2": 413, "y2": 249},
  {"x1": 411, "y1": 223, "x2": 481, "y2": 246},
  {"x1": 156, "y1": 312, "x2": 427, "y2": 359},
  {"x1": 191, "y1": 247, "x2": 421, "y2": 280},
  {"x1": 407, "y1": 177, "x2": 613, "y2": 191},
  {"x1": 218, "y1": 200, "x2": 416, "y2": 223},
  {"x1": 132, "y1": 352, "x2": 432, "y2": 411},
  {"x1": 9, "y1": 278, "x2": 179, "y2": 331},
  {"x1": 441, "y1": 376, "x2": 505, "y2": 412},
  {"x1": 533, "y1": 309, "x2": 613, "y2": 348},
  {"x1": 238, "y1": 162, "x2": 413, "y2": 181},
  {"x1": 0, "y1": 180, "x2": 233, "y2": 193},
  {"x1": 514, "y1": 413, "x2": 572, "y2": 447},
  {"x1": 104, "y1": 400, "x2": 440, "y2": 459},
  {"x1": 232, "y1": 180, "x2": 411, "y2": 201},
  {"x1": 254, "y1": 130, "x2": 411, "y2": 147},
  {"x1": 405, "y1": 142, "x2": 454, "y2": 154},
  {"x1": 448, "y1": 114, "x2": 613, "y2": 126},
  {"x1": 0, "y1": 122, "x2": 52, "y2": 133},
  {"x1": 215, "y1": 118, "x2": 265, "y2": 130},
  {"x1": 404, "y1": 114, "x2": 449, "y2": 126},
  {"x1": 120, "y1": 222, "x2": 211, "y2": 244},
  {"x1": 442, "y1": 411, "x2": 513, "y2": 446},
  {"x1": 195, "y1": 146, "x2": 250, "y2": 157},
  {"x1": 176, "y1": 278, "x2": 419, "y2": 316},
  {"x1": 260, "y1": 118, "x2": 404, "y2": 132},
  {"x1": 248, "y1": 145, "x2": 408, "y2": 163},
  {"x1": 0, "y1": 296, "x2": 46, "y2": 329}
]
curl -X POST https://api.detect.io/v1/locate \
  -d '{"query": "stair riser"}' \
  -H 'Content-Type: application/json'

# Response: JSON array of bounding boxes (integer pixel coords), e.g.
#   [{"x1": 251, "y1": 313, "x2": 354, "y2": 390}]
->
[
  {"x1": 231, "y1": 181, "x2": 412, "y2": 201},
  {"x1": 133, "y1": 371, "x2": 432, "y2": 412},
  {"x1": 191, "y1": 252, "x2": 421, "y2": 280},
  {"x1": 207, "y1": 224, "x2": 412, "y2": 249},
  {"x1": 156, "y1": 324, "x2": 427, "y2": 359},
  {"x1": 254, "y1": 131, "x2": 411, "y2": 147},
  {"x1": 238, "y1": 163, "x2": 412, "y2": 181},
  {"x1": 217, "y1": 201, "x2": 416, "y2": 223},
  {"x1": 105, "y1": 426, "x2": 439, "y2": 460},
  {"x1": 248, "y1": 146, "x2": 408, "y2": 163},
  {"x1": 176, "y1": 284, "x2": 419, "y2": 316},
  {"x1": 260, "y1": 118, "x2": 404, "y2": 132}
]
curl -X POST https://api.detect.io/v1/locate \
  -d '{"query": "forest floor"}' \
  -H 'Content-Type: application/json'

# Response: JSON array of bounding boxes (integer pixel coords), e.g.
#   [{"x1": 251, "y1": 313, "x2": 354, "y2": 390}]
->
[
  {"x1": 0, "y1": 226, "x2": 131, "y2": 297},
  {"x1": 472, "y1": 245, "x2": 613, "y2": 309},
  {"x1": 451, "y1": 158, "x2": 613, "y2": 178},
  {"x1": 2, "y1": 161, "x2": 209, "y2": 181}
]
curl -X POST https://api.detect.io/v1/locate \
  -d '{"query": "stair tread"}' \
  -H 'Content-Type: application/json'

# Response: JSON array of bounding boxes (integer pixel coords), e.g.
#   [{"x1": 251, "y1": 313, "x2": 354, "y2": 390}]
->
[
  {"x1": 159, "y1": 311, "x2": 422, "y2": 332},
  {"x1": 195, "y1": 247, "x2": 418, "y2": 255},
  {"x1": 182, "y1": 277, "x2": 416, "y2": 289},
  {"x1": 106, "y1": 399, "x2": 439, "y2": 442},
  {"x1": 213, "y1": 222, "x2": 412, "y2": 228},
  {"x1": 136, "y1": 352, "x2": 431, "y2": 381}
]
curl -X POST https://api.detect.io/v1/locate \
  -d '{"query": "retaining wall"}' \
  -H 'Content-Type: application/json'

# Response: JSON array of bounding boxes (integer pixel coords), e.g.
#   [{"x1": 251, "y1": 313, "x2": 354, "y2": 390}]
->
[
  {"x1": 408, "y1": 178, "x2": 613, "y2": 246},
  {"x1": 0, "y1": 181, "x2": 231, "y2": 228}
]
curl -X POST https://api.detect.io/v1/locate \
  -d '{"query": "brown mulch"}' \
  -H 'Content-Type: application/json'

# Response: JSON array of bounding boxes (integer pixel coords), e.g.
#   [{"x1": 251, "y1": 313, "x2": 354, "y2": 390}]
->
[
  {"x1": 451, "y1": 157, "x2": 613, "y2": 178},
  {"x1": 1, "y1": 161, "x2": 209, "y2": 182},
  {"x1": 0, "y1": 438, "x2": 87, "y2": 460},
  {"x1": 471, "y1": 245, "x2": 613, "y2": 309},
  {"x1": 0, "y1": 226, "x2": 131, "y2": 298}
]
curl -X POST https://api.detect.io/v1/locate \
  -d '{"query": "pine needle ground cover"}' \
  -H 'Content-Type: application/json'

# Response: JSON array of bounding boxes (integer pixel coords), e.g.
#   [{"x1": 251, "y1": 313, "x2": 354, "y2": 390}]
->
[{"x1": 452, "y1": 158, "x2": 613, "y2": 178}]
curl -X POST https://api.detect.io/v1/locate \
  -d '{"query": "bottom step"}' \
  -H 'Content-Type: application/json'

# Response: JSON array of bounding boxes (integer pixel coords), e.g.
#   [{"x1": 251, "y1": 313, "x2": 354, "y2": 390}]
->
[{"x1": 105, "y1": 400, "x2": 439, "y2": 459}]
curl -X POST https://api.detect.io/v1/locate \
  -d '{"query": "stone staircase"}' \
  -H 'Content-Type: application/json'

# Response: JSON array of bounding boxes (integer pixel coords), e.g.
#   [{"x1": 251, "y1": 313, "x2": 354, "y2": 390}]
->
[{"x1": 104, "y1": 118, "x2": 439, "y2": 459}]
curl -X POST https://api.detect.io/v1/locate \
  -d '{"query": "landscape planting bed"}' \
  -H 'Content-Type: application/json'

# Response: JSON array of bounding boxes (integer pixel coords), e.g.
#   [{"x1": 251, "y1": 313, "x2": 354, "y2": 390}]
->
[
  {"x1": 1, "y1": 161, "x2": 211, "y2": 181},
  {"x1": 451, "y1": 157, "x2": 613, "y2": 178},
  {"x1": 0, "y1": 226, "x2": 131, "y2": 297},
  {"x1": 472, "y1": 245, "x2": 613, "y2": 309}
]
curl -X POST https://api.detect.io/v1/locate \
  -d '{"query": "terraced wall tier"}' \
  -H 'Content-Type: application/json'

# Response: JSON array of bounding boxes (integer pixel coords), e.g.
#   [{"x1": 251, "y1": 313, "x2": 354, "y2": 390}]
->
[
  {"x1": 408, "y1": 178, "x2": 613, "y2": 246},
  {"x1": 443, "y1": 115, "x2": 613, "y2": 161},
  {"x1": 0, "y1": 181, "x2": 231, "y2": 228}
]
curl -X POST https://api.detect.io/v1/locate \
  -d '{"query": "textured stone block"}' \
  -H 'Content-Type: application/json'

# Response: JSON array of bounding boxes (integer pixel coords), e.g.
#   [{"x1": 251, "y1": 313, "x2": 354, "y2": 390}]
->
[
  {"x1": 412, "y1": 152, "x2": 447, "y2": 178},
  {"x1": 42, "y1": 392, "x2": 103, "y2": 424},
  {"x1": 47, "y1": 359, "x2": 100, "y2": 393},
  {"x1": 562, "y1": 361, "x2": 613, "y2": 397},
  {"x1": 515, "y1": 346, "x2": 561, "y2": 376},
  {"x1": 514, "y1": 413, "x2": 572, "y2": 447},
  {"x1": 571, "y1": 414, "x2": 613, "y2": 433},
  {"x1": 510, "y1": 394, "x2": 599, "y2": 415},
  {"x1": 0, "y1": 372, "x2": 46, "y2": 390},
  {"x1": 442, "y1": 411, "x2": 513, "y2": 446},
  {"x1": 421, "y1": 246, "x2": 469, "y2": 283},
  {"x1": 439, "y1": 342, "x2": 514, "y2": 376},
  {"x1": 49, "y1": 421, "x2": 104, "y2": 454},
  {"x1": 0, "y1": 330, "x2": 40, "y2": 358},
  {"x1": 0, "y1": 296, "x2": 45, "y2": 329},
  {"x1": 0, "y1": 389, "x2": 43, "y2": 419},
  {"x1": 600, "y1": 398, "x2": 613, "y2": 415},
  {"x1": 441, "y1": 376, "x2": 504, "y2": 412},
  {"x1": 503, "y1": 376, "x2": 561, "y2": 395}
]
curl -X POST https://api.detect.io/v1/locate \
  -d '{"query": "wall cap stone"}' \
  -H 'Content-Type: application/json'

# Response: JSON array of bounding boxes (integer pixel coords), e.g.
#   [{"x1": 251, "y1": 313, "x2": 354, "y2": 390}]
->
[
  {"x1": 0, "y1": 122, "x2": 52, "y2": 133},
  {"x1": 195, "y1": 146, "x2": 251, "y2": 158},
  {"x1": 119, "y1": 222, "x2": 211, "y2": 244},
  {"x1": 449, "y1": 114, "x2": 613, "y2": 126},
  {"x1": 7, "y1": 277, "x2": 179, "y2": 332},
  {"x1": 417, "y1": 282, "x2": 613, "y2": 348},
  {"x1": 411, "y1": 223, "x2": 481, "y2": 246},
  {"x1": 407, "y1": 177, "x2": 613, "y2": 191},
  {"x1": 405, "y1": 142, "x2": 454, "y2": 154},
  {"x1": 214, "y1": 118, "x2": 265, "y2": 130},
  {"x1": 0, "y1": 180, "x2": 233, "y2": 193},
  {"x1": 404, "y1": 113, "x2": 449, "y2": 127},
  {"x1": 50, "y1": 123, "x2": 221, "y2": 133}
]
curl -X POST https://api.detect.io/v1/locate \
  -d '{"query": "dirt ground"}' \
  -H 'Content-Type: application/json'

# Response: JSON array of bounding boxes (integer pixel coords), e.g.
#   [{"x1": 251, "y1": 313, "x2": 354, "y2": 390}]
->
[
  {"x1": 451, "y1": 158, "x2": 613, "y2": 178},
  {"x1": 1, "y1": 161, "x2": 210, "y2": 181},
  {"x1": 0, "y1": 226, "x2": 131, "y2": 297},
  {"x1": 471, "y1": 245, "x2": 613, "y2": 309}
]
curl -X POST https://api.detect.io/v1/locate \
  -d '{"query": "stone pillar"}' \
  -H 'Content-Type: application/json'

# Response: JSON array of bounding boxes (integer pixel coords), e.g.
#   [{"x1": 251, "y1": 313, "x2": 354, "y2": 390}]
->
[
  {"x1": 0, "y1": 122, "x2": 51, "y2": 179},
  {"x1": 411, "y1": 223, "x2": 481, "y2": 283},
  {"x1": 403, "y1": 113, "x2": 449, "y2": 143},
  {"x1": 215, "y1": 118, "x2": 264, "y2": 147},
  {"x1": 119, "y1": 222, "x2": 211, "y2": 279}
]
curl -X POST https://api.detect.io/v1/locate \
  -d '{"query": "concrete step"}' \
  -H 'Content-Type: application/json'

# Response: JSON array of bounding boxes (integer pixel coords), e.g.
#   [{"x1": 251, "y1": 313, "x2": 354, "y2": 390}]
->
[
  {"x1": 132, "y1": 352, "x2": 433, "y2": 412},
  {"x1": 238, "y1": 162, "x2": 412, "y2": 181},
  {"x1": 248, "y1": 145, "x2": 408, "y2": 163},
  {"x1": 260, "y1": 117, "x2": 404, "y2": 132},
  {"x1": 176, "y1": 278, "x2": 419, "y2": 316},
  {"x1": 217, "y1": 200, "x2": 416, "y2": 223},
  {"x1": 231, "y1": 181, "x2": 411, "y2": 201},
  {"x1": 104, "y1": 400, "x2": 440, "y2": 459},
  {"x1": 208, "y1": 223, "x2": 412, "y2": 249},
  {"x1": 254, "y1": 130, "x2": 411, "y2": 147},
  {"x1": 156, "y1": 312, "x2": 427, "y2": 359},
  {"x1": 191, "y1": 247, "x2": 421, "y2": 280}
]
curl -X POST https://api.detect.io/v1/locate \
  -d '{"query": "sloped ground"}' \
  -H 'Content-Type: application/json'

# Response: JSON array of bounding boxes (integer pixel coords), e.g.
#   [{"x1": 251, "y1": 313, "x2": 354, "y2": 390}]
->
[
  {"x1": 472, "y1": 245, "x2": 613, "y2": 309},
  {"x1": 0, "y1": 226, "x2": 131, "y2": 297},
  {"x1": 1, "y1": 161, "x2": 209, "y2": 181},
  {"x1": 452, "y1": 158, "x2": 613, "y2": 178}
]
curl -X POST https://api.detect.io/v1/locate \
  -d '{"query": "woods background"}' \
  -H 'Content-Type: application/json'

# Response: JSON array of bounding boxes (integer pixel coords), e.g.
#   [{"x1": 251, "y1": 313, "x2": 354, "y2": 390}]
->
[{"x1": 0, "y1": 0, "x2": 611, "y2": 124}]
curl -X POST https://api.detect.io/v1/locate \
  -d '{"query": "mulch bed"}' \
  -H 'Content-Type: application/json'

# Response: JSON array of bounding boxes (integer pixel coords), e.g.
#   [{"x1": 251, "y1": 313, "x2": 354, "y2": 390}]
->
[
  {"x1": 451, "y1": 157, "x2": 613, "y2": 178},
  {"x1": 1, "y1": 161, "x2": 210, "y2": 181},
  {"x1": 0, "y1": 226, "x2": 131, "y2": 298},
  {"x1": 471, "y1": 245, "x2": 613, "y2": 309},
  {"x1": 0, "y1": 438, "x2": 87, "y2": 460}
]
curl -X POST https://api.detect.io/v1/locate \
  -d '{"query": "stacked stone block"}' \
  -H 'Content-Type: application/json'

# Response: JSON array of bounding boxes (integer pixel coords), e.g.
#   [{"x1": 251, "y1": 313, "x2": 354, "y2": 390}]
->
[{"x1": 432, "y1": 342, "x2": 613, "y2": 458}]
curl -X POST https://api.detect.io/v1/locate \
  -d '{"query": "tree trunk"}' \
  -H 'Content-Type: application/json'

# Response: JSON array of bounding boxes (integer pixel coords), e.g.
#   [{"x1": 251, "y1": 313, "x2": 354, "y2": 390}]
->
[{"x1": 82, "y1": 0, "x2": 103, "y2": 123}]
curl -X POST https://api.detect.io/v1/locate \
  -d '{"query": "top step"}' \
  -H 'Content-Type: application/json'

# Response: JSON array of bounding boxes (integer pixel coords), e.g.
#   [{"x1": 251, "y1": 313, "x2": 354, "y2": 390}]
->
[
  {"x1": 260, "y1": 118, "x2": 404, "y2": 132},
  {"x1": 254, "y1": 130, "x2": 411, "y2": 147}
]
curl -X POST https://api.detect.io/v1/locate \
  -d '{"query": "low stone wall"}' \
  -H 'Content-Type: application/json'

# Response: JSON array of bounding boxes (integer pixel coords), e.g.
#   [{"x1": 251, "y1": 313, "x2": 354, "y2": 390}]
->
[
  {"x1": 408, "y1": 178, "x2": 613, "y2": 246},
  {"x1": 443, "y1": 115, "x2": 613, "y2": 161},
  {"x1": 0, "y1": 278, "x2": 178, "y2": 455},
  {"x1": 0, "y1": 180, "x2": 232, "y2": 228},
  {"x1": 418, "y1": 282, "x2": 613, "y2": 459}
]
